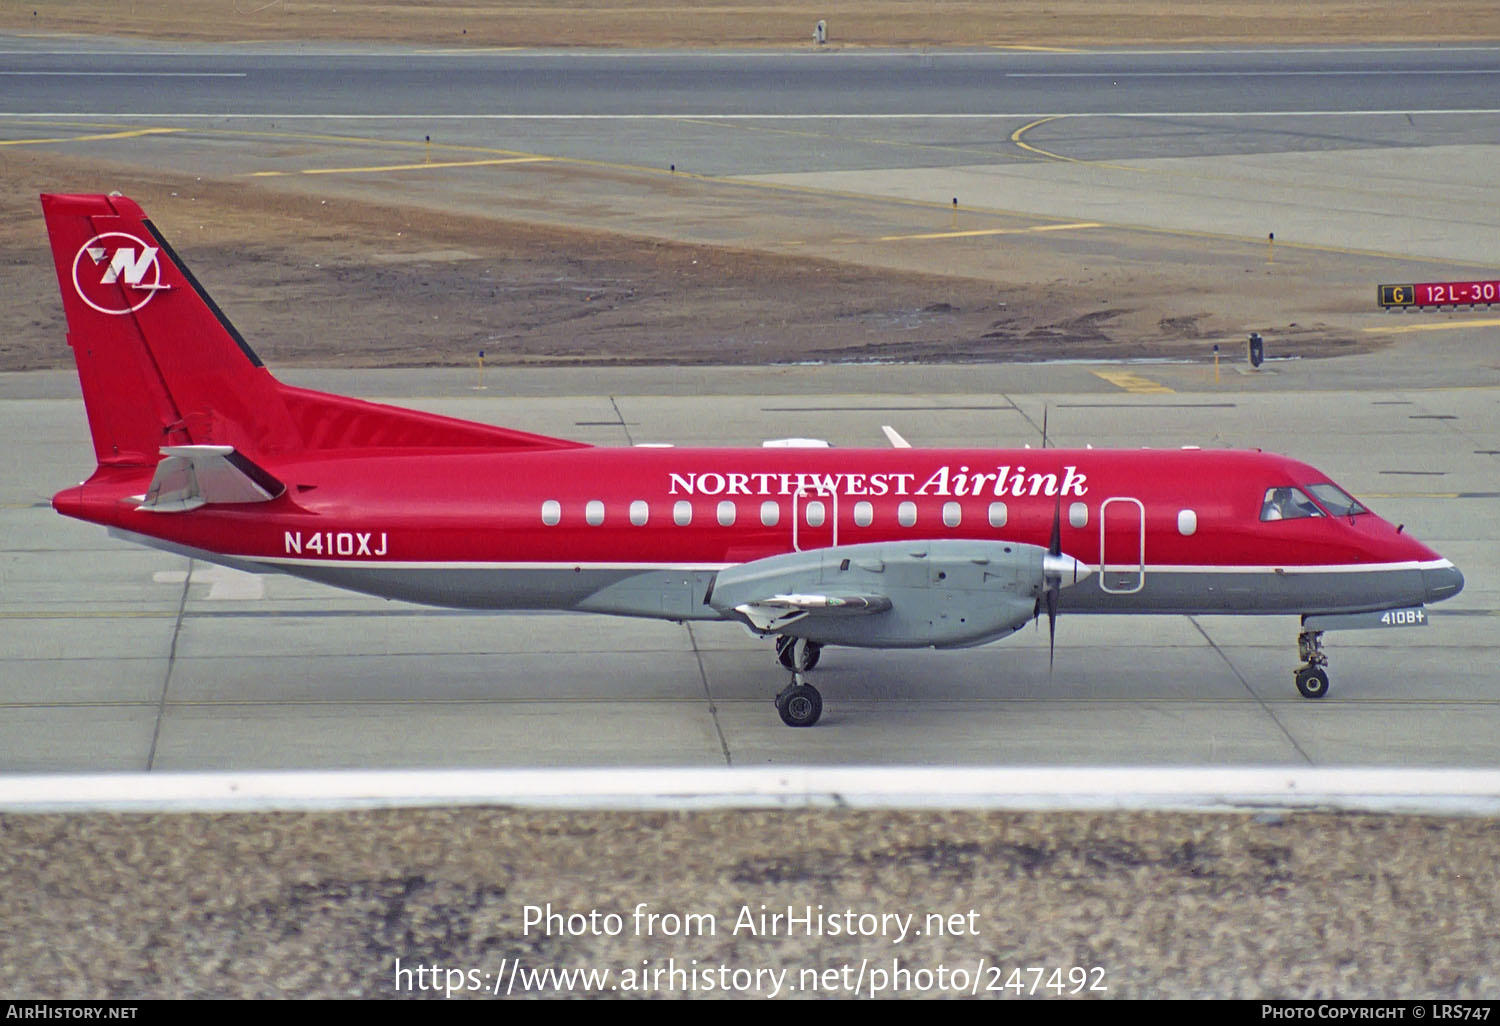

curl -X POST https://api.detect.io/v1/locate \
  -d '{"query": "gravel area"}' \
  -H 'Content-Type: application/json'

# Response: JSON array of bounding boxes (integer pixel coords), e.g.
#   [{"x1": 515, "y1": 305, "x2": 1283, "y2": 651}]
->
[{"x1": 4, "y1": 808, "x2": 1497, "y2": 998}]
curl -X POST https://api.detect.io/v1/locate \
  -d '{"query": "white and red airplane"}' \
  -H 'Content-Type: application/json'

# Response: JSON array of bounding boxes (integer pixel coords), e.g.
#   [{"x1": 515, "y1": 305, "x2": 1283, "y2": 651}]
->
[{"x1": 42, "y1": 193, "x2": 1464, "y2": 726}]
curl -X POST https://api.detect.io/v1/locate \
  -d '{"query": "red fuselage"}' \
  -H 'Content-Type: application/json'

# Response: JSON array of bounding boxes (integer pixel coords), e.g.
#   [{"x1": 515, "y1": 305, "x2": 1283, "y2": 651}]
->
[{"x1": 56, "y1": 445, "x2": 1458, "y2": 618}]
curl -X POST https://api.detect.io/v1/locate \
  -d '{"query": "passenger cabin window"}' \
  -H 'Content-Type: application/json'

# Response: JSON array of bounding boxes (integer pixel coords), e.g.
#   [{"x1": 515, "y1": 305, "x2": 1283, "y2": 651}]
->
[
  {"x1": 898, "y1": 501, "x2": 917, "y2": 527},
  {"x1": 760, "y1": 501, "x2": 780, "y2": 527},
  {"x1": 717, "y1": 500, "x2": 736, "y2": 527},
  {"x1": 805, "y1": 501, "x2": 826, "y2": 528},
  {"x1": 1306, "y1": 483, "x2": 1368, "y2": 517},
  {"x1": 673, "y1": 500, "x2": 692, "y2": 526},
  {"x1": 585, "y1": 500, "x2": 605, "y2": 526},
  {"x1": 629, "y1": 500, "x2": 648, "y2": 526},
  {"x1": 942, "y1": 502, "x2": 961, "y2": 528},
  {"x1": 988, "y1": 501, "x2": 1008, "y2": 528},
  {"x1": 853, "y1": 501, "x2": 873, "y2": 527},
  {"x1": 541, "y1": 500, "x2": 561, "y2": 526},
  {"x1": 1260, "y1": 486, "x2": 1323, "y2": 521}
]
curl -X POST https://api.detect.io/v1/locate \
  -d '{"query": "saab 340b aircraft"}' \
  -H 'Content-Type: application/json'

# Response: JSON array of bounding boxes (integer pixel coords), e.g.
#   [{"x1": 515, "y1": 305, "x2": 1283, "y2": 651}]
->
[{"x1": 42, "y1": 193, "x2": 1464, "y2": 726}]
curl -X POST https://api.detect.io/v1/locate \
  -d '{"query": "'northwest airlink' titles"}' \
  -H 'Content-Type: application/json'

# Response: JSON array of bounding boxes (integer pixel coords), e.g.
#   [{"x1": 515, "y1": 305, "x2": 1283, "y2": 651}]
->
[{"x1": 668, "y1": 465, "x2": 1089, "y2": 499}]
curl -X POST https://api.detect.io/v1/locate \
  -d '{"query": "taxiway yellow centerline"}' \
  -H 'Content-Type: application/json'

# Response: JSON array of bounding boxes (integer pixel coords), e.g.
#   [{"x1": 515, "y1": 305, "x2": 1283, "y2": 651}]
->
[
  {"x1": 1365, "y1": 318, "x2": 1500, "y2": 335},
  {"x1": 880, "y1": 221, "x2": 1102, "y2": 242},
  {"x1": 987, "y1": 44, "x2": 1085, "y2": 53},
  {"x1": 249, "y1": 156, "x2": 552, "y2": 177},
  {"x1": 0, "y1": 127, "x2": 181, "y2": 146}
]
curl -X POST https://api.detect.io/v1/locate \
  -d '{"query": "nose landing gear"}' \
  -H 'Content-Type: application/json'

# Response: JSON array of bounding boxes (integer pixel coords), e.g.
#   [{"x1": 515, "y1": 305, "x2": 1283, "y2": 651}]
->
[
  {"x1": 773, "y1": 637, "x2": 824, "y2": 726},
  {"x1": 1294, "y1": 629, "x2": 1330, "y2": 699}
]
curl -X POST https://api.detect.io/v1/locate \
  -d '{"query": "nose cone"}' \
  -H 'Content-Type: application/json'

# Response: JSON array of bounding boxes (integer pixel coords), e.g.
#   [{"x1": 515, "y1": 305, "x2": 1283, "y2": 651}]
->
[{"x1": 1424, "y1": 560, "x2": 1465, "y2": 604}]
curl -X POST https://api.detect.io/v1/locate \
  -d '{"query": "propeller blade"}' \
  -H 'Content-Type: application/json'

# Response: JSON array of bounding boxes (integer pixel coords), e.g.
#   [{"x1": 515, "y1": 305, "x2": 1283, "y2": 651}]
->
[
  {"x1": 1045, "y1": 493, "x2": 1063, "y2": 671},
  {"x1": 1046, "y1": 579, "x2": 1059, "y2": 672},
  {"x1": 1049, "y1": 493, "x2": 1062, "y2": 558}
]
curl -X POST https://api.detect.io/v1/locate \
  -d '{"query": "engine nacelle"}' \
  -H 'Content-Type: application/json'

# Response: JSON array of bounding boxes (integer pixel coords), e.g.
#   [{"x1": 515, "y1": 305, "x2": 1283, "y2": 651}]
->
[{"x1": 707, "y1": 539, "x2": 1051, "y2": 649}]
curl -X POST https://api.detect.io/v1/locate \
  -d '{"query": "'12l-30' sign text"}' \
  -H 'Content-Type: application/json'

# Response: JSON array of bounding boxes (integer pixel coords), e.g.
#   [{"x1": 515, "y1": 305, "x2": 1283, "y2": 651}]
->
[{"x1": 1379, "y1": 281, "x2": 1500, "y2": 308}]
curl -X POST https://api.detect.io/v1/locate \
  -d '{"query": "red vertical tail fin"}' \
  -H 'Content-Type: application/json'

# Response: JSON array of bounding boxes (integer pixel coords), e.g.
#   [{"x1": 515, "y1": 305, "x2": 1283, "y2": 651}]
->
[
  {"x1": 41, "y1": 192, "x2": 296, "y2": 466},
  {"x1": 41, "y1": 193, "x2": 587, "y2": 467}
]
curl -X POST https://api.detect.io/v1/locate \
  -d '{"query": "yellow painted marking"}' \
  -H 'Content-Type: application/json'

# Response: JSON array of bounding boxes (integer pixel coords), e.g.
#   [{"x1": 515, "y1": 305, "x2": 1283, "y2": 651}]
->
[
  {"x1": 1007, "y1": 117, "x2": 1145, "y2": 172},
  {"x1": 669, "y1": 115, "x2": 832, "y2": 143},
  {"x1": 1009, "y1": 115, "x2": 1078, "y2": 163},
  {"x1": 249, "y1": 156, "x2": 552, "y2": 177},
  {"x1": 0, "y1": 127, "x2": 180, "y2": 146},
  {"x1": 880, "y1": 221, "x2": 1101, "y2": 242},
  {"x1": 987, "y1": 43, "x2": 1084, "y2": 53},
  {"x1": 1092, "y1": 369, "x2": 1175, "y2": 394},
  {"x1": 666, "y1": 114, "x2": 1030, "y2": 165},
  {"x1": 1365, "y1": 318, "x2": 1500, "y2": 335},
  {"x1": 414, "y1": 47, "x2": 525, "y2": 54}
]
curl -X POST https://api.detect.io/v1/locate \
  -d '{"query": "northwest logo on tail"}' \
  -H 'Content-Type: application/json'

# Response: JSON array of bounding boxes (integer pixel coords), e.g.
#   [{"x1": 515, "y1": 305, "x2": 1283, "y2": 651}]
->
[{"x1": 70, "y1": 232, "x2": 169, "y2": 315}]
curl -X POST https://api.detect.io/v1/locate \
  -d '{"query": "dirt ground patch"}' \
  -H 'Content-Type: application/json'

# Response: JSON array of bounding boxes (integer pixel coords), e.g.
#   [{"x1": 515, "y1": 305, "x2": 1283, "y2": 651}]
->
[
  {"x1": 6, "y1": 149, "x2": 1371, "y2": 372},
  {"x1": 7, "y1": 1, "x2": 1500, "y2": 48}
]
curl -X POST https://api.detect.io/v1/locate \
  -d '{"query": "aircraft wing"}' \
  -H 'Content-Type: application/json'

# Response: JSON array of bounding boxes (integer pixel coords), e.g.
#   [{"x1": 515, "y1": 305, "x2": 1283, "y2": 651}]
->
[
  {"x1": 137, "y1": 445, "x2": 285, "y2": 512},
  {"x1": 733, "y1": 592, "x2": 893, "y2": 631}
]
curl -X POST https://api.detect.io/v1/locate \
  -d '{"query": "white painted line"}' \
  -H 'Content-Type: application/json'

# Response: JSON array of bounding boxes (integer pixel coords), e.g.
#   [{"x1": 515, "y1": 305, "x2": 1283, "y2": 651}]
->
[
  {"x1": 2, "y1": 767, "x2": 1498, "y2": 815},
  {"x1": 3, "y1": 109, "x2": 1500, "y2": 121},
  {"x1": 0, "y1": 71, "x2": 247, "y2": 77},
  {"x1": 1008, "y1": 69, "x2": 1500, "y2": 78}
]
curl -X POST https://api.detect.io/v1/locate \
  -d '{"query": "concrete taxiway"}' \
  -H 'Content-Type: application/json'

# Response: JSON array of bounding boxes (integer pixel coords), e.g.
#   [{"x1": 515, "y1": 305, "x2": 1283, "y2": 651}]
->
[
  {"x1": 1, "y1": 38, "x2": 1495, "y2": 772},
  {"x1": 2, "y1": 360, "x2": 1494, "y2": 773}
]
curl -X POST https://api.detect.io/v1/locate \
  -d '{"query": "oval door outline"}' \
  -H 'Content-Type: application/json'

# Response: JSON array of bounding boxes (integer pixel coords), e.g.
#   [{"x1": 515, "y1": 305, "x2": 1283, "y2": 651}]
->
[{"x1": 1099, "y1": 496, "x2": 1146, "y2": 594}]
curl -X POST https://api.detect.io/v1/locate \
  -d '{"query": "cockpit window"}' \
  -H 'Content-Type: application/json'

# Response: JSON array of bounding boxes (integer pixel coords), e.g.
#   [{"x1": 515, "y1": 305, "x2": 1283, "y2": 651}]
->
[
  {"x1": 1306, "y1": 483, "x2": 1368, "y2": 517},
  {"x1": 1260, "y1": 486, "x2": 1324, "y2": 521}
]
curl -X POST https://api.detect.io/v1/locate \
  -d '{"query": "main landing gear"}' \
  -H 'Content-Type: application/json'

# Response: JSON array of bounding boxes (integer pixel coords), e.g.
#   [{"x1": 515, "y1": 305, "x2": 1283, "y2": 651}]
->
[
  {"x1": 773, "y1": 637, "x2": 824, "y2": 727},
  {"x1": 1294, "y1": 628, "x2": 1330, "y2": 699},
  {"x1": 775, "y1": 635, "x2": 821, "y2": 671}
]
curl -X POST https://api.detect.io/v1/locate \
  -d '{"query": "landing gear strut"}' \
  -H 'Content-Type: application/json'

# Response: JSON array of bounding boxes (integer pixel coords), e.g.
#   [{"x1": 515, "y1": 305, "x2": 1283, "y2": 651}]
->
[
  {"x1": 773, "y1": 637, "x2": 824, "y2": 726},
  {"x1": 775, "y1": 635, "x2": 821, "y2": 671},
  {"x1": 1294, "y1": 629, "x2": 1330, "y2": 699}
]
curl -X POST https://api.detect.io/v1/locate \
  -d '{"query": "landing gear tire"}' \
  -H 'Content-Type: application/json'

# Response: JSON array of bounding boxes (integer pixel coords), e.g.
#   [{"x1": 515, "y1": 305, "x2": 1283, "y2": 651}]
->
[
  {"x1": 1294, "y1": 628, "x2": 1330, "y2": 699},
  {"x1": 775, "y1": 637, "x2": 821, "y2": 672},
  {"x1": 1295, "y1": 665, "x2": 1330, "y2": 700},
  {"x1": 775, "y1": 682, "x2": 823, "y2": 727}
]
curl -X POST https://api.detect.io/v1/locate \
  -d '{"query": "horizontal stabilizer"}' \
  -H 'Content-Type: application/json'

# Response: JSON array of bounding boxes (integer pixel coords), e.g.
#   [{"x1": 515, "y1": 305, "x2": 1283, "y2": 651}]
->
[
  {"x1": 881, "y1": 425, "x2": 912, "y2": 448},
  {"x1": 733, "y1": 592, "x2": 892, "y2": 632},
  {"x1": 137, "y1": 445, "x2": 284, "y2": 512}
]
